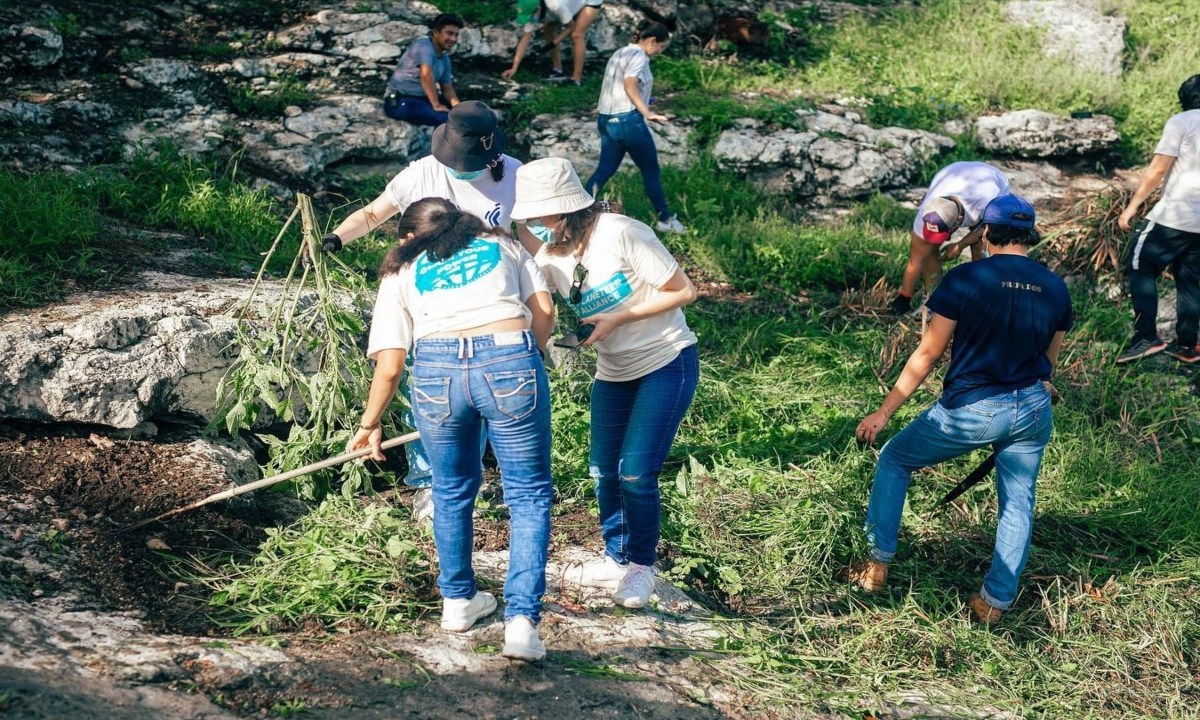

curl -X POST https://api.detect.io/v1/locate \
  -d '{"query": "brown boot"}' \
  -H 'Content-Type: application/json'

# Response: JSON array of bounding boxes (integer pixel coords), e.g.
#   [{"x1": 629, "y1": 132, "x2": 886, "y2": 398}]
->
[
  {"x1": 968, "y1": 593, "x2": 1004, "y2": 625},
  {"x1": 846, "y1": 558, "x2": 888, "y2": 593}
]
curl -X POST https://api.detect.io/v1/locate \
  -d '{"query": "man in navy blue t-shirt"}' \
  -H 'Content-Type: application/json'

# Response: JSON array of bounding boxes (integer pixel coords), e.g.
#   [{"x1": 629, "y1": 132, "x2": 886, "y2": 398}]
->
[{"x1": 850, "y1": 194, "x2": 1073, "y2": 625}]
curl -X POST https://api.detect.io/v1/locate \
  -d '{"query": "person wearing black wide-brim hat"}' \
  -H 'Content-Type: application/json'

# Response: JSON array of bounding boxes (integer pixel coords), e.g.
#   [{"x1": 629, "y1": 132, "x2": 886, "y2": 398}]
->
[{"x1": 323, "y1": 101, "x2": 542, "y2": 503}]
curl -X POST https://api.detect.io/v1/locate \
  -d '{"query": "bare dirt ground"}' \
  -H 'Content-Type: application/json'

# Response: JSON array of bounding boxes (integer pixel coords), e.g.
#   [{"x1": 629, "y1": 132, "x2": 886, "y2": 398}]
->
[{"x1": 0, "y1": 425, "x2": 775, "y2": 720}]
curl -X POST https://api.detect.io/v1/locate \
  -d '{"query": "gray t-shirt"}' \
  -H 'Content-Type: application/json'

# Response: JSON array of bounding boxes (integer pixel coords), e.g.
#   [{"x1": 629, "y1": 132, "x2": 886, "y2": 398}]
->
[
  {"x1": 1147, "y1": 109, "x2": 1200, "y2": 233},
  {"x1": 597, "y1": 45, "x2": 652, "y2": 116},
  {"x1": 386, "y1": 37, "x2": 452, "y2": 98}
]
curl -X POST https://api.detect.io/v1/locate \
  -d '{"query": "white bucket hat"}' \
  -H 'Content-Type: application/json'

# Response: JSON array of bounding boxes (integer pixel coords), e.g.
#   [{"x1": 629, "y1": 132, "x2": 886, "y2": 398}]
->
[{"x1": 511, "y1": 157, "x2": 595, "y2": 221}]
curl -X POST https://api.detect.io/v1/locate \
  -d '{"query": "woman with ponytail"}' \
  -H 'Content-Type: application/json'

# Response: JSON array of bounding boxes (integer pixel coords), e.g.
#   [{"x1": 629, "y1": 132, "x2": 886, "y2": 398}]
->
[
  {"x1": 585, "y1": 22, "x2": 685, "y2": 234},
  {"x1": 349, "y1": 197, "x2": 555, "y2": 661}
]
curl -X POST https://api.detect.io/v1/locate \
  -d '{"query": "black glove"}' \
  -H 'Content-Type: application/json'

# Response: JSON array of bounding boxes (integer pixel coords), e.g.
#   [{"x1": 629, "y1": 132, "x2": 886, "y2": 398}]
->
[{"x1": 322, "y1": 233, "x2": 343, "y2": 253}]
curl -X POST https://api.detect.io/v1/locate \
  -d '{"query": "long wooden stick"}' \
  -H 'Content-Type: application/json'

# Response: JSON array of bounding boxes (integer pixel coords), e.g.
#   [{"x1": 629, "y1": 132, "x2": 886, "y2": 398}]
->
[{"x1": 121, "y1": 431, "x2": 421, "y2": 532}]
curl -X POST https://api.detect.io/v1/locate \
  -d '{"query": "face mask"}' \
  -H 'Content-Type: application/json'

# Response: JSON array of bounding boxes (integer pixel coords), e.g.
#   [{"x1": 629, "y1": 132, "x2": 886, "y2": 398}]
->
[
  {"x1": 446, "y1": 167, "x2": 486, "y2": 182},
  {"x1": 527, "y1": 220, "x2": 555, "y2": 244}
]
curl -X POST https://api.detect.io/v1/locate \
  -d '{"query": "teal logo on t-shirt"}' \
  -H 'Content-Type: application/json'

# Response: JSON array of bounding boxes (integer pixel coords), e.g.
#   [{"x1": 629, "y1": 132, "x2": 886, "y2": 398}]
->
[
  {"x1": 576, "y1": 272, "x2": 632, "y2": 317},
  {"x1": 414, "y1": 238, "x2": 500, "y2": 293}
]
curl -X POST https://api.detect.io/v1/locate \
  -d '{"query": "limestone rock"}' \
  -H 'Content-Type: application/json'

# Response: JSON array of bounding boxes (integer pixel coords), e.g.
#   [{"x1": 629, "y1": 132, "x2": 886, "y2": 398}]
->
[
  {"x1": 975, "y1": 109, "x2": 1120, "y2": 157},
  {"x1": 1004, "y1": 0, "x2": 1126, "y2": 77},
  {"x1": 0, "y1": 15, "x2": 63, "y2": 70},
  {"x1": 713, "y1": 110, "x2": 955, "y2": 200}
]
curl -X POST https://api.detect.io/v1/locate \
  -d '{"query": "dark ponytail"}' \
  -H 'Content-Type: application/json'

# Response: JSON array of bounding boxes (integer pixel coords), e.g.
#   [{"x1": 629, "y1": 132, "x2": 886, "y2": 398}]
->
[
  {"x1": 635, "y1": 22, "x2": 670, "y2": 44},
  {"x1": 380, "y1": 197, "x2": 492, "y2": 275}
]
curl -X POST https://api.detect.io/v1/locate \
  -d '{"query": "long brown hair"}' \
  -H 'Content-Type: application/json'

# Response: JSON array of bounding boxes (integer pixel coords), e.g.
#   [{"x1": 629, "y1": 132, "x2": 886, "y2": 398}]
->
[
  {"x1": 542, "y1": 200, "x2": 622, "y2": 257},
  {"x1": 380, "y1": 197, "x2": 497, "y2": 275}
]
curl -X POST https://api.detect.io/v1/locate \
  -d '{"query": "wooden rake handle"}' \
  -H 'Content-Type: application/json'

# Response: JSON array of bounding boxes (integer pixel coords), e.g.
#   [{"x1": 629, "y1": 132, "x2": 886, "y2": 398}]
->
[{"x1": 121, "y1": 431, "x2": 421, "y2": 532}]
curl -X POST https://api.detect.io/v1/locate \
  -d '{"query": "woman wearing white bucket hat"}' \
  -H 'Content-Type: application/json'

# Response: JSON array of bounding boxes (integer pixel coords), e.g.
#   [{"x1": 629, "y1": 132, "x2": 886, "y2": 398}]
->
[{"x1": 513, "y1": 157, "x2": 699, "y2": 610}]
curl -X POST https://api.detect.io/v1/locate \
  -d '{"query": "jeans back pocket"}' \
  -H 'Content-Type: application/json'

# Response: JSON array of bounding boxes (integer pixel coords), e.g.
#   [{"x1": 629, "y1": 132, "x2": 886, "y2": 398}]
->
[
  {"x1": 412, "y1": 376, "x2": 452, "y2": 424},
  {"x1": 484, "y1": 369, "x2": 539, "y2": 422}
]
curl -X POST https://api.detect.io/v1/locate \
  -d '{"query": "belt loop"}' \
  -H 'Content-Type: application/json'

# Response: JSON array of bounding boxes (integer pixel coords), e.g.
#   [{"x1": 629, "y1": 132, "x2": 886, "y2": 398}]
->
[
  {"x1": 457, "y1": 337, "x2": 466, "y2": 359},
  {"x1": 525, "y1": 331, "x2": 533, "y2": 352}
]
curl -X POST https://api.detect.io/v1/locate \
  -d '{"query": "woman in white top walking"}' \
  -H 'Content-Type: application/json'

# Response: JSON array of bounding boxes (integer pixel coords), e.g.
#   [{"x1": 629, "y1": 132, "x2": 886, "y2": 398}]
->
[
  {"x1": 348, "y1": 197, "x2": 554, "y2": 661},
  {"x1": 584, "y1": 23, "x2": 685, "y2": 234}
]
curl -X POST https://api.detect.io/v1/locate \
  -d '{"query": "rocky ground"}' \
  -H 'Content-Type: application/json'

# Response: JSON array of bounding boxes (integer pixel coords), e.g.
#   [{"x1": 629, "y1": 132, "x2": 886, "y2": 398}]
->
[{"x1": 0, "y1": 425, "x2": 762, "y2": 719}]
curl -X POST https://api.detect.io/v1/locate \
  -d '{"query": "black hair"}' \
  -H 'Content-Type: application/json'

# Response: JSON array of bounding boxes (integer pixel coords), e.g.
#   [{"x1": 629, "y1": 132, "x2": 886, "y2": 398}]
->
[
  {"x1": 487, "y1": 155, "x2": 505, "y2": 183},
  {"x1": 635, "y1": 22, "x2": 670, "y2": 44},
  {"x1": 984, "y1": 223, "x2": 1041, "y2": 248},
  {"x1": 381, "y1": 197, "x2": 494, "y2": 274},
  {"x1": 543, "y1": 200, "x2": 622, "y2": 257},
  {"x1": 431, "y1": 13, "x2": 464, "y2": 32},
  {"x1": 1178, "y1": 74, "x2": 1200, "y2": 112}
]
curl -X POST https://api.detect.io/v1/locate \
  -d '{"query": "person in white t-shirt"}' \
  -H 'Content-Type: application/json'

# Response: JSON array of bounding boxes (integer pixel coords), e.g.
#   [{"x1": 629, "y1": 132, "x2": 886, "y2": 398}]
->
[
  {"x1": 1115, "y1": 74, "x2": 1200, "y2": 365},
  {"x1": 512, "y1": 157, "x2": 699, "y2": 610},
  {"x1": 541, "y1": 0, "x2": 604, "y2": 85},
  {"x1": 348, "y1": 197, "x2": 554, "y2": 661},
  {"x1": 322, "y1": 101, "x2": 539, "y2": 507},
  {"x1": 890, "y1": 161, "x2": 1010, "y2": 314},
  {"x1": 584, "y1": 23, "x2": 685, "y2": 234}
]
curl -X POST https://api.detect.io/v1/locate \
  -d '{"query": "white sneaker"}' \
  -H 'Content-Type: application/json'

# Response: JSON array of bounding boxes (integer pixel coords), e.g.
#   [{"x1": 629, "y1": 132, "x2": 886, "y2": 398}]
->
[
  {"x1": 412, "y1": 487, "x2": 434, "y2": 523},
  {"x1": 440, "y1": 591, "x2": 497, "y2": 632},
  {"x1": 655, "y1": 215, "x2": 686, "y2": 233},
  {"x1": 612, "y1": 562, "x2": 656, "y2": 609},
  {"x1": 565, "y1": 556, "x2": 626, "y2": 589},
  {"x1": 502, "y1": 616, "x2": 546, "y2": 661}
]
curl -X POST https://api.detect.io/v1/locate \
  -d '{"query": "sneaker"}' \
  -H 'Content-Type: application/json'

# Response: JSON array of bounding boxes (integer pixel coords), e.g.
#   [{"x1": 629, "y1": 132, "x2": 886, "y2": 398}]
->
[
  {"x1": 846, "y1": 558, "x2": 888, "y2": 593},
  {"x1": 1115, "y1": 337, "x2": 1167, "y2": 364},
  {"x1": 968, "y1": 593, "x2": 1003, "y2": 626},
  {"x1": 502, "y1": 616, "x2": 546, "y2": 661},
  {"x1": 564, "y1": 556, "x2": 626, "y2": 589},
  {"x1": 612, "y1": 563, "x2": 656, "y2": 609},
  {"x1": 888, "y1": 294, "x2": 912, "y2": 315},
  {"x1": 655, "y1": 215, "x2": 686, "y2": 233},
  {"x1": 1167, "y1": 341, "x2": 1200, "y2": 363},
  {"x1": 440, "y1": 591, "x2": 497, "y2": 632},
  {"x1": 545, "y1": 67, "x2": 567, "y2": 81},
  {"x1": 411, "y1": 487, "x2": 434, "y2": 524}
]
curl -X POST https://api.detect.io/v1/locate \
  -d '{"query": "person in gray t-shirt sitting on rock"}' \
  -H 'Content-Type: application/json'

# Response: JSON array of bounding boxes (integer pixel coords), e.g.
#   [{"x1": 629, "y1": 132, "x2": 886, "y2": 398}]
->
[{"x1": 383, "y1": 13, "x2": 463, "y2": 127}]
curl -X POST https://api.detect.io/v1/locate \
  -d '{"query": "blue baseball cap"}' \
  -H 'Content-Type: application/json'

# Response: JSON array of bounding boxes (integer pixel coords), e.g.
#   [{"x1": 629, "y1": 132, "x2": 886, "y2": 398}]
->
[{"x1": 981, "y1": 194, "x2": 1036, "y2": 229}]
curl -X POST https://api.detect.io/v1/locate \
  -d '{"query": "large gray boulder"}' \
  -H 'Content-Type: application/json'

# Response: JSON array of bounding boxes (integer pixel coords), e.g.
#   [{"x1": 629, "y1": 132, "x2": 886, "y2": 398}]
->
[
  {"x1": 712, "y1": 110, "x2": 955, "y2": 201},
  {"x1": 0, "y1": 273, "x2": 319, "y2": 430},
  {"x1": 0, "y1": 12, "x2": 63, "y2": 71},
  {"x1": 975, "y1": 109, "x2": 1120, "y2": 157},
  {"x1": 1004, "y1": 0, "x2": 1126, "y2": 77}
]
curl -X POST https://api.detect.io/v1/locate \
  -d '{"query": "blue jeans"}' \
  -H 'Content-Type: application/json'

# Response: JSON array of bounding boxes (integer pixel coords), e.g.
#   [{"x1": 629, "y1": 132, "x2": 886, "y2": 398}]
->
[
  {"x1": 383, "y1": 93, "x2": 448, "y2": 127},
  {"x1": 411, "y1": 331, "x2": 553, "y2": 623},
  {"x1": 585, "y1": 110, "x2": 672, "y2": 221},
  {"x1": 589, "y1": 346, "x2": 699, "y2": 567},
  {"x1": 864, "y1": 383, "x2": 1053, "y2": 609},
  {"x1": 400, "y1": 356, "x2": 487, "y2": 488}
]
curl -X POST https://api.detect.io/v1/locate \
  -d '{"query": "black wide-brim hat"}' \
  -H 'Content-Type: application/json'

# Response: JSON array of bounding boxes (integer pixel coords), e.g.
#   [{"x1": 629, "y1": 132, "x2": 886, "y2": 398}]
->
[{"x1": 432, "y1": 101, "x2": 507, "y2": 172}]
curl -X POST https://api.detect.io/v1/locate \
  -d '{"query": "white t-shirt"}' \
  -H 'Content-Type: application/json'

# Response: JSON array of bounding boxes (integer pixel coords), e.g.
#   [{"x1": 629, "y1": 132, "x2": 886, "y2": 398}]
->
[
  {"x1": 385, "y1": 155, "x2": 521, "y2": 230},
  {"x1": 911, "y1": 161, "x2": 1010, "y2": 239},
  {"x1": 1147, "y1": 109, "x2": 1200, "y2": 233},
  {"x1": 535, "y1": 214, "x2": 696, "y2": 382},
  {"x1": 597, "y1": 45, "x2": 652, "y2": 116},
  {"x1": 366, "y1": 234, "x2": 548, "y2": 358}
]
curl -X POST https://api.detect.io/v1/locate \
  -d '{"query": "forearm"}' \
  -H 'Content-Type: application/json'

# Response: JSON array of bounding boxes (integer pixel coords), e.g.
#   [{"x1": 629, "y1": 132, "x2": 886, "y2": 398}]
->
[
  {"x1": 613, "y1": 284, "x2": 696, "y2": 325},
  {"x1": 420, "y1": 72, "x2": 440, "y2": 104},
  {"x1": 360, "y1": 351, "x2": 406, "y2": 427},
  {"x1": 624, "y1": 79, "x2": 652, "y2": 116},
  {"x1": 510, "y1": 34, "x2": 531, "y2": 71},
  {"x1": 878, "y1": 350, "x2": 939, "y2": 417},
  {"x1": 441, "y1": 83, "x2": 459, "y2": 106},
  {"x1": 331, "y1": 197, "x2": 397, "y2": 246},
  {"x1": 528, "y1": 292, "x2": 554, "y2": 350}
]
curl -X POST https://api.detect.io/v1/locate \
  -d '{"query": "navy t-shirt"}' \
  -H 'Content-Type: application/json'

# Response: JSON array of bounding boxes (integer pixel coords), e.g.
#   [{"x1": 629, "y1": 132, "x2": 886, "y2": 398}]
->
[{"x1": 925, "y1": 254, "x2": 1073, "y2": 409}]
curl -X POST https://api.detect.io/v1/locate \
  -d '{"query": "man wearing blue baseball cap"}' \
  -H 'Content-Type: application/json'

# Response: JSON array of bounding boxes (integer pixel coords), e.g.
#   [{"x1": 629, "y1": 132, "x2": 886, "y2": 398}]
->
[{"x1": 851, "y1": 194, "x2": 1073, "y2": 625}]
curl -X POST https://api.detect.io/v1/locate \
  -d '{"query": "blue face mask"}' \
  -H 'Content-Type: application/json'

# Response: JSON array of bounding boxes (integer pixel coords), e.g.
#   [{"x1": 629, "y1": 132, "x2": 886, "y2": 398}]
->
[
  {"x1": 446, "y1": 167, "x2": 486, "y2": 182},
  {"x1": 527, "y1": 221, "x2": 555, "y2": 244}
]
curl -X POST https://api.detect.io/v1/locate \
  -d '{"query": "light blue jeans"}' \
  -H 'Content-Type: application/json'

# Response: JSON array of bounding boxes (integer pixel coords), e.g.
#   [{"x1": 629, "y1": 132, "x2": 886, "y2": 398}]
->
[
  {"x1": 400, "y1": 358, "x2": 486, "y2": 488},
  {"x1": 864, "y1": 382, "x2": 1053, "y2": 609},
  {"x1": 411, "y1": 331, "x2": 553, "y2": 623}
]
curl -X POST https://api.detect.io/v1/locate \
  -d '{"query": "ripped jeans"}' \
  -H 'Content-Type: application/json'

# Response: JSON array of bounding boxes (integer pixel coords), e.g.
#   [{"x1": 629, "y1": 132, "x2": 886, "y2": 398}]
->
[{"x1": 589, "y1": 346, "x2": 698, "y2": 567}]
